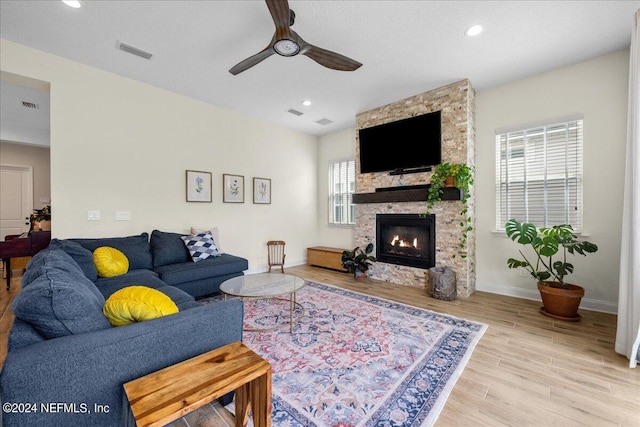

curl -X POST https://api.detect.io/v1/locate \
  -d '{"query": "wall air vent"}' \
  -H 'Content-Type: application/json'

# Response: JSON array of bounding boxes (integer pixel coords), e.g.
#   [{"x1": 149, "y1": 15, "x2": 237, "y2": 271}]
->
[
  {"x1": 316, "y1": 118, "x2": 334, "y2": 126},
  {"x1": 21, "y1": 101, "x2": 39, "y2": 109},
  {"x1": 116, "y1": 41, "x2": 153, "y2": 60},
  {"x1": 287, "y1": 109, "x2": 304, "y2": 116}
]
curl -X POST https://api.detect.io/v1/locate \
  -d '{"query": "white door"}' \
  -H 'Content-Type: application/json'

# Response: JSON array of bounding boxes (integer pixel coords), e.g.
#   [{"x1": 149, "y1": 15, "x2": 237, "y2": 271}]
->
[{"x1": 0, "y1": 165, "x2": 33, "y2": 240}]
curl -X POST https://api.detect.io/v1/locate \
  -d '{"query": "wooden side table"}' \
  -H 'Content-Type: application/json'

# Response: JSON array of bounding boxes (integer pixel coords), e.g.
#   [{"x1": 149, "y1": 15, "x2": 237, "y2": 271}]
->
[{"x1": 123, "y1": 341, "x2": 271, "y2": 427}]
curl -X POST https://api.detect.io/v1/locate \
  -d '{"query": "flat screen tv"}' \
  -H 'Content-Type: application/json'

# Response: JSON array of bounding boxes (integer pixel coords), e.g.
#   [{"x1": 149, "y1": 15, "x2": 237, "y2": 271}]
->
[{"x1": 358, "y1": 110, "x2": 441, "y2": 174}]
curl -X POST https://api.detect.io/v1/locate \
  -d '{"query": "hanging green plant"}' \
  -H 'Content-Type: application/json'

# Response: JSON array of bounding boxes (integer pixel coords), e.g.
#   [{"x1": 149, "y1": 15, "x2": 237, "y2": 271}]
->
[{"x1": 425, "y1": 163, "x2": 473, "y2": 258}]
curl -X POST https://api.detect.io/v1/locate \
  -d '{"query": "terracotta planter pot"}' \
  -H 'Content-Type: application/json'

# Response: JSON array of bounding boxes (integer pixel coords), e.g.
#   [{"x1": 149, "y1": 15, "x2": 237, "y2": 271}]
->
[
  {"x1": 537, "y1": 281, "x2": 584, "y2": 321},
  {"x1": 444, "y1": 176, "x2": 455, "y2": 187}
]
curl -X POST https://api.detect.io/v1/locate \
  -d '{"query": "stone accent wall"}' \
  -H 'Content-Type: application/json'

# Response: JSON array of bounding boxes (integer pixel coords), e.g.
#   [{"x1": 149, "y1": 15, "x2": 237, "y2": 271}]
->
[{"x1": 354, "y1": 80, "x2": 476, "y2": 297}]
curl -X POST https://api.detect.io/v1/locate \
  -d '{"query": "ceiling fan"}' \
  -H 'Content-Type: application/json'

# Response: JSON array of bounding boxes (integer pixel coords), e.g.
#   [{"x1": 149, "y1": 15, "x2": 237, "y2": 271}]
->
[{"x1": 229, "y1": 0, "x2": 362, "y2": 75}]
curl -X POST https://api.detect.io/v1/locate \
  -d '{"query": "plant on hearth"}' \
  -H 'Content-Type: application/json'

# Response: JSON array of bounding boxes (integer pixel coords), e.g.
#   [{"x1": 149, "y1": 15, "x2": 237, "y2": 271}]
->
[
  {"x1": 425, "y1": 162, "x2": 473, "y2": 258},
  {"x1": 341, "y1": 243, "x2": 377, "y2": 278}
]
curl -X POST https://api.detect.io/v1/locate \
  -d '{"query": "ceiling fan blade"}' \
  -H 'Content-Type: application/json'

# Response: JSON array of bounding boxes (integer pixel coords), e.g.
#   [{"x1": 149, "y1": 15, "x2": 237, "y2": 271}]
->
[
  {"x1": 295, "y1": 33, "x2": 362, "y2": 71},
  {"x1": 265, "y1": 0, "x2": 292, "y2": 38},
  {"x1": 229, "y1": 47, "x2": 275, "y2": 75}
]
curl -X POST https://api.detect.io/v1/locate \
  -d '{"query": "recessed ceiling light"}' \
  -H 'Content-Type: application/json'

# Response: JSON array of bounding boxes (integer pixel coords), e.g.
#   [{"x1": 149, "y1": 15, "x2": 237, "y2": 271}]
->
[
  {"x1": 62, "y1": 0, "x2": 82, "y2": 8},
  {"x1": 465, "y1": 24, "x2": 483, "y2": 37},
  {"x1": 302, "y1": 100, "x2": 312, "y2": 107}
]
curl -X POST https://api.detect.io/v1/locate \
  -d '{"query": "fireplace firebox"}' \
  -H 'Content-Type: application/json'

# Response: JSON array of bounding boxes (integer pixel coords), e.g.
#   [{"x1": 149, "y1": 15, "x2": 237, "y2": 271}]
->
[{"x1": 376, "y1": 214, "x2": 435, "y2": 269}]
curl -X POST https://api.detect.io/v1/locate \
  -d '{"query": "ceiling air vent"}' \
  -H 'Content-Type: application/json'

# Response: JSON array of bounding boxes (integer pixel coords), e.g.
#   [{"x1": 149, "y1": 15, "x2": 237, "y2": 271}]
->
[
  {"x1": 21, "y1": 101, "x2": 39, "y2": 110},
  {"x1": 116, "y1": 41, "x2": 153, "y2": 60},
  {"x1": 316, "y1": 118, "x2": 334, "y2": 126},
  {"x1": 287, "y1": 109, "x2": 304, "y2": 116}
]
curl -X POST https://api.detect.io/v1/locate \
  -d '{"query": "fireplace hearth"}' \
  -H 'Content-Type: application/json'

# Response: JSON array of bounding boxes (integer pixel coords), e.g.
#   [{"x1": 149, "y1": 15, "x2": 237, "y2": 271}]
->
[{"x1": 376, "y1": 214, "x2": 435, "y2": 269}]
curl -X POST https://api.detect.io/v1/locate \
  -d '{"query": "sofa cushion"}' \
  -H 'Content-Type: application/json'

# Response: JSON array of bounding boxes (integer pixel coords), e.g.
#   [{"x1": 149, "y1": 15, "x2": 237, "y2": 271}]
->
[
  {"x1": 155, "y1": 285, "x2": 196, "y2": 307},
  {"x1": 69, "y1": 233, "x2": 153, "y2": 270},
  {"x1": 94, "y1": 246, "x2": 129, "y2": 278},
  {"x1": 21, "y1": 247, "x2": 105, "y2": 302},
  {"x1": 7, "y1": 319, "x2": 46, "y2": 351},
  {"x1": 12, "y1": 268, "x2": 112, "y2": 339},
  {"x1": 94, "y1": 269, "x2": 164, "y2": 299},
  {"x1": 49, "y1": 239, "x2": 98, "y2": 281},
  {"x1": 181, "y1": 232, "x2": 219, "y2": 262},
  {"x1": 150, "y1": 230, "x2": 191, "y2": 268},
  {"x1": 103, "y1": 286, "x2": 179, "y2": 327},
  {"x1": 153, "y1": 254, "x2": 248, "y2": 286}
]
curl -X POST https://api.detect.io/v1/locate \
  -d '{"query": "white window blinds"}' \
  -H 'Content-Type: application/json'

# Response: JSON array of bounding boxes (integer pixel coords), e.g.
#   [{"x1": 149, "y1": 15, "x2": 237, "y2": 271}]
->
[
  {"x1": 496, "y1": 117, "x2": 583, "y2": 231},
  {"x1": 328, "y1": 160, "x2": 355, "y2": 225}
]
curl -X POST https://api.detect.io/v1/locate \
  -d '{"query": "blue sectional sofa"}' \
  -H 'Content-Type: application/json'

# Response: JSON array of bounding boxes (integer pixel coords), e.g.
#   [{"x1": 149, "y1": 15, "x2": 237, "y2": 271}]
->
[
  {"x1": 0, "y1": 231, "x2": 249, "y2": 426},
  {"x1": 70, "y1": 230, "x2": 249, "y2": 298}
]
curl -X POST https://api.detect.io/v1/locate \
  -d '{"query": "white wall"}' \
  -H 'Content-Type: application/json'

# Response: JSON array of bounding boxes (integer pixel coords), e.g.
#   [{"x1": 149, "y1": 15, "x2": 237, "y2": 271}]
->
[
  {"x1": 0, "y1": 39, "x2": 319, "y2": 270},
  {"x1": 317, "y1": 50, "x2": 629, "y2": 312},
  {"x1": 316, "y1": 127, "x2": 356, "y2": 249},
  {"x1": 476, "y1": 49, "x2": 630, "y2": 312}
]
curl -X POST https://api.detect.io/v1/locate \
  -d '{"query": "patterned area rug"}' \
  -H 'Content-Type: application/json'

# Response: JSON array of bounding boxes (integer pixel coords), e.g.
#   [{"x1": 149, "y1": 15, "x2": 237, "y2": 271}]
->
[{"x1": 202, "y1": 281, "x2": 487, "y2": 426}]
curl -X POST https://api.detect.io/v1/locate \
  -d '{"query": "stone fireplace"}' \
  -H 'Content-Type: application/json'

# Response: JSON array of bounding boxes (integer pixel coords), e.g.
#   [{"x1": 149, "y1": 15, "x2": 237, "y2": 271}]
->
[{"x1": 353, "y1": 80, "x2": 476, "y2": 297}]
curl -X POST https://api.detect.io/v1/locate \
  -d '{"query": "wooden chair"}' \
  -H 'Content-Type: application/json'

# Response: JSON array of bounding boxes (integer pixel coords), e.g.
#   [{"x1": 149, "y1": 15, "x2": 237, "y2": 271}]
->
[{"x1": 267, "y1": 241, "x2": 286, "y2": 273}]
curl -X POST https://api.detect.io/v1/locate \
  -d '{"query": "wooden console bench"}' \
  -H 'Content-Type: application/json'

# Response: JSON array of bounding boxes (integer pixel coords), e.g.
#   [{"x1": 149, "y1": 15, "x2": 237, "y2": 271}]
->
[
  {"x1": 123, "y1": 341, "x2": 271, "y2": 427},
  {"x1": 307, "y1": 246, "x2": 348, "y2": 272}
]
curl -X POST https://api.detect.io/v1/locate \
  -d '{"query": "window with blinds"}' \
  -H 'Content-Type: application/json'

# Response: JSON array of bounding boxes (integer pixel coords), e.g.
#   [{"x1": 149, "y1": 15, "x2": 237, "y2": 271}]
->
[
  {"x1": 496, "y1": 117, "x2": 583, "y2": 231},
  {"x1": 328, "y1": 160, "x2": 355, "y2": 225}
]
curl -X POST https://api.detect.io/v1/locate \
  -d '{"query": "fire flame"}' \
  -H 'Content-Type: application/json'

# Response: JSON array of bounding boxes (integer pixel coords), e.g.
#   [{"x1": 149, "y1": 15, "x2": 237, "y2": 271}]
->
[{"x1": 390, "y1": 235, "x2": 418, "y2": 248}]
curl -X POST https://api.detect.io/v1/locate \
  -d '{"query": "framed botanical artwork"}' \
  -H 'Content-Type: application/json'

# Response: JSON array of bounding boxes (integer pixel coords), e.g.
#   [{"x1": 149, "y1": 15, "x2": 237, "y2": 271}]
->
[
  {"x1": 223, "y1": 174, "x2": 244, "y2": 203},
  {"x1": 186, "y1": 170, "x2": 212, "y2": 203},
  {"x1": 253, "y1": 177, "x2": 271, "y2": 204}
]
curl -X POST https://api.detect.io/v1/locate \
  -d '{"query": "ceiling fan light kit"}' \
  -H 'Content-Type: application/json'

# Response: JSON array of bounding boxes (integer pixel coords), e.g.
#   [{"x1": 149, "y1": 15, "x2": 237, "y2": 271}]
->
[
  {"x1": 229, "y1": 0, "x2": 362, "y2": 75},
  {"x1": 273, "y1": 39, "x2": 300, "y2": 56}
]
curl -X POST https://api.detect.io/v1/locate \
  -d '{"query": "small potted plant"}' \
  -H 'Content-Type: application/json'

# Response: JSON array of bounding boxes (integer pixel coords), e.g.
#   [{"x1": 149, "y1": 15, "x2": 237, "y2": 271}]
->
[
  {"x1": 341, "y1": 243, "x2": 377, "y2": 278},
  {"x1": 505, "y1": 218, "x2": 598, "y2": 321},
  {"x1": 426, "y1": 162, "x2": 474, "y2": 258},
  {"x1": 32, "y1": 205, "x2": 51, "y2": 231}
]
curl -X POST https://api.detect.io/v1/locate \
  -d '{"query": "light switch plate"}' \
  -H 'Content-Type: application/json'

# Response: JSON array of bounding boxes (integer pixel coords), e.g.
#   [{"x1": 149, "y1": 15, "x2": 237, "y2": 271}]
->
[{"x1": 115, "y1": 211, "x2": 131, "y2": 221}]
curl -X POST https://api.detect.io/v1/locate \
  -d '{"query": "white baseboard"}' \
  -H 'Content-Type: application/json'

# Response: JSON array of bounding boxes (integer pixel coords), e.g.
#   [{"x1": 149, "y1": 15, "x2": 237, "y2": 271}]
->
[
  {"x1": 476, "y1": 282, "x2": 618, "y2": 314},
  {"x1": 242, "y1": 266, "x2": 619, "y2": 315},
  {"x1": 244, "y1": 259, "x2": 307, "y2": 276}
]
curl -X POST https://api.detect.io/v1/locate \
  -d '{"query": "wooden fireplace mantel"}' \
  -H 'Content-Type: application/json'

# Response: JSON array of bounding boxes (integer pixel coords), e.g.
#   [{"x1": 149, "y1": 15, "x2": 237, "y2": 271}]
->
[{"x1": 352, "y1": 185, "x2": 463, "y2": 204}]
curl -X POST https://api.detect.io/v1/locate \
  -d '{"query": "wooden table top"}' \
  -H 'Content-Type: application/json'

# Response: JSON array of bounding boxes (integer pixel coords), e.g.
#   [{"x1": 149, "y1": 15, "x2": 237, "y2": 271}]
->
[{"x1": 124, "y1": 341, "x2": 271, "y2": 427}]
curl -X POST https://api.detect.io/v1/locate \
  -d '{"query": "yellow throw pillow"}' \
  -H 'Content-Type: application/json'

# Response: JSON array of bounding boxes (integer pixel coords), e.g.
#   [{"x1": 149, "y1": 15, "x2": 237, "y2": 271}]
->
[
  {"x1": 103, "y1": 286, "x2": 179, "y2": 327},
  {"x1": 93, "y1": 246, "x2": 129, "y2": 278}
]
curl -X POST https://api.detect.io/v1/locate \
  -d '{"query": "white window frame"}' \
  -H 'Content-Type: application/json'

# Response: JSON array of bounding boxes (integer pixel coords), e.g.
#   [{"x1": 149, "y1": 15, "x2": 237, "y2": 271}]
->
[
  {"x1": 328, "y1": 160, "x2": 355, "y2": 225},
  {"x1": 496, "y1": 115, "x2": 583, "y2": 232}
]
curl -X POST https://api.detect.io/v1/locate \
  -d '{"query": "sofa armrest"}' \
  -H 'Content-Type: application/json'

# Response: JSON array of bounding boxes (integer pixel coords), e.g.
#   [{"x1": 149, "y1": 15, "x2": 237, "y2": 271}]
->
[{"x1": 0, "y1": 299, "x2": 243, "y2": 427}]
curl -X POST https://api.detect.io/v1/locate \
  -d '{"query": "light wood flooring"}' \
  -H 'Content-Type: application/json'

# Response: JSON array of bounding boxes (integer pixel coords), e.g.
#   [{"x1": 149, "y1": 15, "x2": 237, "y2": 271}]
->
[{"x1": 2, "y1": 264, "x2": 639, "y2": 426}]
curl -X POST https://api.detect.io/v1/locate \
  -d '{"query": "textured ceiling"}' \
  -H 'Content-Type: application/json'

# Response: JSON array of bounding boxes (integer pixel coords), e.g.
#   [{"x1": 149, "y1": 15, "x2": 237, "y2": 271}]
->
[{"x1": 0, "y1": 0, "x2": 638, "y2": 140}]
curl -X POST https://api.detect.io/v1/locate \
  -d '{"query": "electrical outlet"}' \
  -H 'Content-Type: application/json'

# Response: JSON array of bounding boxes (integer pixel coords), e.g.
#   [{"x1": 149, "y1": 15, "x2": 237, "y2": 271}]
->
[
  {"x1": 518, "y1": 267, "x2": 528, "y2": 277},
  {"x1": 87, "y1": 210, "x2": 101, "y2": 221}
]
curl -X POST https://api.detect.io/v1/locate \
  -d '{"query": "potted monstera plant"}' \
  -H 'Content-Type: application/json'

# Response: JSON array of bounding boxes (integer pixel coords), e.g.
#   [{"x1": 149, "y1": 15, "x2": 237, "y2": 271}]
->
[
  {"x1": 505, "y1": 218, "x2": 598, "y2": 321},
  {"x1": 341, "y1": 243, "x2": 377, "y2": 278}
]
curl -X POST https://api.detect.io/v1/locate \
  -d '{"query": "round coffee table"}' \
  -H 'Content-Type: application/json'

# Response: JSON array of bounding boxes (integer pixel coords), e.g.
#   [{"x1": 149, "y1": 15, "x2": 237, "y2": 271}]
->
[{"x1": 219, "y1": 273, "x2": 306, "y2": 332}]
